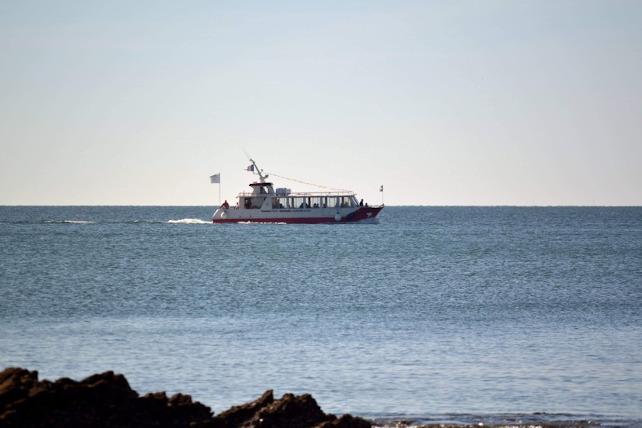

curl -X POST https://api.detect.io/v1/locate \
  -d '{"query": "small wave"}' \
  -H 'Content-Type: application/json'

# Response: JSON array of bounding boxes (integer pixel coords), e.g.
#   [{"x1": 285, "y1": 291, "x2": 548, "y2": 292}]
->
[
  {"x1": 167, "y1": 218, "x2": 209, "y2": 224},
  {"x1": 372, "y1": 412, "x2": 625, "y2": 428},
  {"x1": 45, "y1": 220, "x2": 95, "y2": 224},
  {"x1": 356, "y1": 218, "x2": 380, "y2": 224}
]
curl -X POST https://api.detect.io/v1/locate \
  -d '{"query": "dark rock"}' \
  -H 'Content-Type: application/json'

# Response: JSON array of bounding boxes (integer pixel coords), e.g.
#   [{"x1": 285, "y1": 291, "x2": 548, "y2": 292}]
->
[
  {"x1": 0, "y1": 367, "x2": 40, "y2": 409},
  {"x1": 0, "y1": 367, "x2": 371, "y2": 428},
  {"x1": 314, "y1": 414, "x2": 372, "y2": 428},
  {"x1": 0, "y1": 367, "x2": 213, "y2": 427},
  {"x1": 251, "y1": 393, "x2": 328, "y2": 428},
  {"x1": 206, "y1": 390, "x2": 335, "y2": 428},
  {"x1": 211, "y1": 389, "x2": 274, "y2": 428},
  {"x1": 167, "y1": 393, "x2": 213, "y2": 424}
]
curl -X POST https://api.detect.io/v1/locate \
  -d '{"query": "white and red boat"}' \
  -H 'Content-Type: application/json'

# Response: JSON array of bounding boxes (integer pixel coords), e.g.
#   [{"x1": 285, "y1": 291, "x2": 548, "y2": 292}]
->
[{"x1": 212, "y1": 159, "x2": 383, "y2": 224}]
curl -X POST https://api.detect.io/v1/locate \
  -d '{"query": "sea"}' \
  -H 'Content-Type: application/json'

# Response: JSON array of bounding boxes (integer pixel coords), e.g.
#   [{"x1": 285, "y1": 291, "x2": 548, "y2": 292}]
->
[{"x1": 1, "y1": 206, "x2": 641, "y2": 426}]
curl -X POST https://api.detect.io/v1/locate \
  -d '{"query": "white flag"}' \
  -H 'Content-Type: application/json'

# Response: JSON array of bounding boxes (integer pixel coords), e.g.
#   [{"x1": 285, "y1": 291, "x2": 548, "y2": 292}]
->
[{"x1": 210, "y1": 173, "x2": 220, "y2": 183}]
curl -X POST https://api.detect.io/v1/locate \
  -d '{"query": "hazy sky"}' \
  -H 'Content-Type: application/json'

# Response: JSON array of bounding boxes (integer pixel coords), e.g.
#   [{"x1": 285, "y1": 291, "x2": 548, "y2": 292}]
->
[{"x1": 1, "y1": 0, "x2": 641, "y2": 205}]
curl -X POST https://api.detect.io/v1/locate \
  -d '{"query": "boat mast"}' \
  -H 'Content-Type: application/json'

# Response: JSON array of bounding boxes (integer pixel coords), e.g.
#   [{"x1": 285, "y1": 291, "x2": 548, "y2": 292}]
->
[{"x1": 249, "y1": 158, "x2": 268, "y2": 183}]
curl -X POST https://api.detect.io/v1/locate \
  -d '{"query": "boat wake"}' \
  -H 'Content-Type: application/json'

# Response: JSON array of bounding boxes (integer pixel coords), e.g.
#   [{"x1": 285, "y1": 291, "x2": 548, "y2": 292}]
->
[
  {"x1": 2, "y1": 219, "x2": 211, "y2": 225},
  {"x1": 166, "y1": 218, "x2": 209, "y2": 224}
]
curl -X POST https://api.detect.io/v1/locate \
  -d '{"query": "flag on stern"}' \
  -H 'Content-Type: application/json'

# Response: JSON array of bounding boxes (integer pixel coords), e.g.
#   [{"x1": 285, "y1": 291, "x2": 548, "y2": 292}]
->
[
  {"x1": 210, "y1": 173, "x2": 220, "y2": 183},
  {"x1": 246, "y1": 164, "x2": 255, "y2": 172}
]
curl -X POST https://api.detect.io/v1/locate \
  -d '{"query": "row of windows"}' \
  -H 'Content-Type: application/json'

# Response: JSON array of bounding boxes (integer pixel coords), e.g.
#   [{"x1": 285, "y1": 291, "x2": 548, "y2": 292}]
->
[
  {"x1": 241, "y1": 196, "x2": 358, "y2": 209},
  {"x1": 272, "y1": 196, "x2": 357, "y2": 209}
]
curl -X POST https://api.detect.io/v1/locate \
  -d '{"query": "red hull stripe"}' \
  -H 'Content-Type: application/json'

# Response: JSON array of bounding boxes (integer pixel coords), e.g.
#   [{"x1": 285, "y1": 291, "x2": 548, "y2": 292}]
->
[
  {"x1": 214, "y1": 217, "x2": 337, "y2": 224},
  {"x1": 213, "y1": 207, "x2": 382, "y2": 224}
]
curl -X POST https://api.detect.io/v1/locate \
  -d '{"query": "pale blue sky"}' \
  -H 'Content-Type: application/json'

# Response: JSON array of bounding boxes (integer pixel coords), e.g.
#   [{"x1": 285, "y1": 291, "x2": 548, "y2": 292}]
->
[{"x1": 1, "y1": 0, "x2": 641, "y2": 205}]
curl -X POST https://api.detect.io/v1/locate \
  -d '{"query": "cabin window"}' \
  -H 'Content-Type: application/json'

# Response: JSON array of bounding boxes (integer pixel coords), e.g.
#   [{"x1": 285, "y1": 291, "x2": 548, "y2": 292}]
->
[
  {"x1": 276, "y1": 197, "x2": 289, "y2": 209},
  {"x1": 326, "y1": 197, "x2": 338, "y2": 208},
  {"x1": 340, "y1": 197, "x2": 353, "y2": 208},
  {"x1": 310, "y1": 197, "x2": 321, "y2": 208},
  {"x1": 292, "y1": 197, "x2": 311, "y2": 208},
  {"x1": 244, "y1": 198, "x2": 251, "y2": 209}
]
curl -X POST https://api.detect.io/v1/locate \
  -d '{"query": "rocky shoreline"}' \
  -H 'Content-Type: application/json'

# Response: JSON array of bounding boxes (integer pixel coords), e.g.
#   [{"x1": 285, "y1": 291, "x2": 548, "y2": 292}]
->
[
  {"x1": 0, "y1": 368, "x2": 607, "y2": 428},
  {"x1": 0, "y1": 367, "x2": 369, "y2": 428}
]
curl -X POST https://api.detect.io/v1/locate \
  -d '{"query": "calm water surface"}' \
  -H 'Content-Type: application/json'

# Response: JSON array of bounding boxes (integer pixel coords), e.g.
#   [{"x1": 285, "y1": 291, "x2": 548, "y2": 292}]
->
[{"x1": 1, "y1": 207, "x2": 641, "y2": 425}]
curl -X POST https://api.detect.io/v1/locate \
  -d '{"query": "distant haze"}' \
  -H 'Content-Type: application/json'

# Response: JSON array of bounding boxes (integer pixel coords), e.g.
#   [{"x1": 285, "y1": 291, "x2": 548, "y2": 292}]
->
[{"x1": 1, "y1": 1, "x2": 641, "y2": 206}]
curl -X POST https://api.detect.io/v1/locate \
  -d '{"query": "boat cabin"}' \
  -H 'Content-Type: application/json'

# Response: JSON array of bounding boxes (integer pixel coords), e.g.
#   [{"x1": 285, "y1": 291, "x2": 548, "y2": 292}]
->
[{"x1": 237, "y1": 181, "x2": 359, "y2": 210}]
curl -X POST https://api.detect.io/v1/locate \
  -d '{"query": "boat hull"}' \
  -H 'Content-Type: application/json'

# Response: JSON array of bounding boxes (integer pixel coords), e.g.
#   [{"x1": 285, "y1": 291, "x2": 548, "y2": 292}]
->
[{"x1": 212, "y1": 206, "x2": 383, "y2": 224}]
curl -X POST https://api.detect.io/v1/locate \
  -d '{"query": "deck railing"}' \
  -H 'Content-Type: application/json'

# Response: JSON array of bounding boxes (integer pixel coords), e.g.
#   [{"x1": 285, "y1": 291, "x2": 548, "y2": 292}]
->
[{"x1": 236, "y1": 191, "x2": 355, "y2": 197}]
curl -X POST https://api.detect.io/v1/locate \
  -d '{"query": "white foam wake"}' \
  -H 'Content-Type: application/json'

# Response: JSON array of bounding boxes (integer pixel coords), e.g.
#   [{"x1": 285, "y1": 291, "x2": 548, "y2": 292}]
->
[{"x1": 167, "y1": 218, "x2": 209, "y2": 224}]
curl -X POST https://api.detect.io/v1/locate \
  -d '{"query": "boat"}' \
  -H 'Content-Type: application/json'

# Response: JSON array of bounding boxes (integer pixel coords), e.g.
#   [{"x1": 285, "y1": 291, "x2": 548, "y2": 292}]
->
[{"x1": 212, "y1": 159, "x2": 383, "y2": 224}]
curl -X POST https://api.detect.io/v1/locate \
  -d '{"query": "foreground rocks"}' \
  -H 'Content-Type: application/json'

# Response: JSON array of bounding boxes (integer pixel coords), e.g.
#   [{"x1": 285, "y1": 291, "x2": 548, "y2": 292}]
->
[{"x1": 0, "y1": 367, "x2": 371, "y2": 428}]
